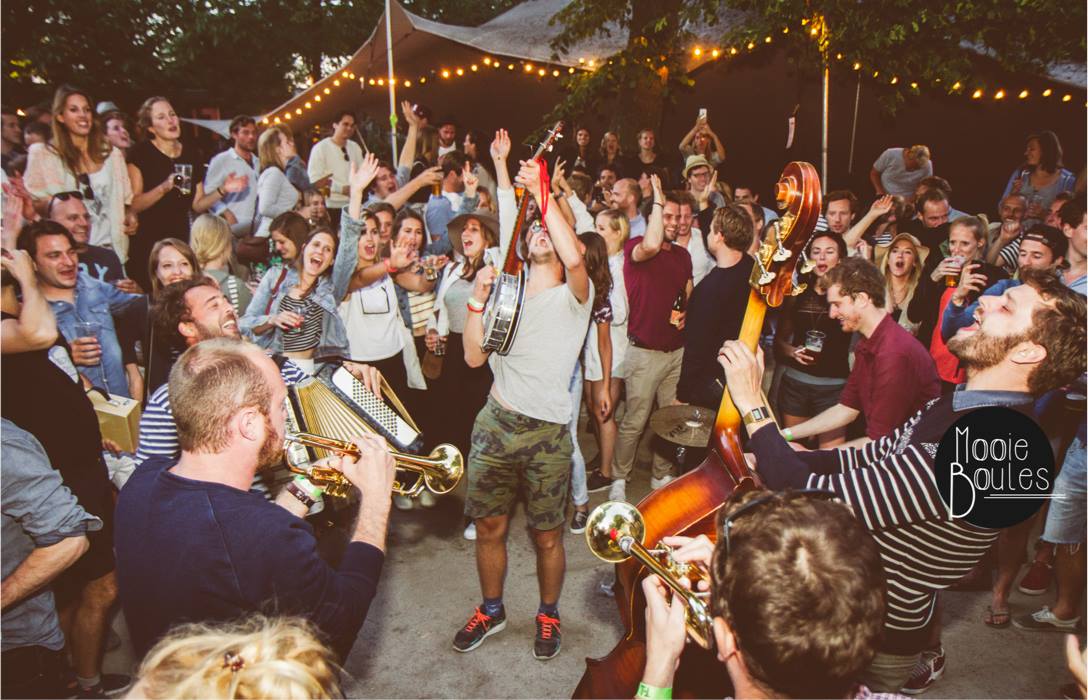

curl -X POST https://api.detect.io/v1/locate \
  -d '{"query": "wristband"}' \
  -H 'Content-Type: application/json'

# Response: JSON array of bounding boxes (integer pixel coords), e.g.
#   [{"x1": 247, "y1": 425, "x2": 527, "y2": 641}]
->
[
  {"x1": 783, "y1": 427, "x2": 794, "y2": 442},
  {"x1": 216, "y1": 186, "x2": 226, "y2": 197},
  {"x1": 636, "y1": 683, "x2": 672, "y2": 700},
  {"x1": 653, "y1": 202, "x2": 664, "y2": 208},
  {"x1": 383, "y1": 258, "x2": 399, "y2": 275},
  {"x1": 466, "y1": 297, "x2": 486, "y2": 312},
  {"x1": 293, "y1": 474, "x2": 324, "y2": 500},
  {"x1": 466, "y1": 303, "x2": 484, "y2": 314}
]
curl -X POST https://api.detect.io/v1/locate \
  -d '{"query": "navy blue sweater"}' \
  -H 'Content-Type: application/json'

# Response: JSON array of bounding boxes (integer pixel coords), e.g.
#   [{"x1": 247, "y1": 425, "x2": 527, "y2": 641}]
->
[{"x1": 115, "y1": 456, "x2": 384, "y2": 657}]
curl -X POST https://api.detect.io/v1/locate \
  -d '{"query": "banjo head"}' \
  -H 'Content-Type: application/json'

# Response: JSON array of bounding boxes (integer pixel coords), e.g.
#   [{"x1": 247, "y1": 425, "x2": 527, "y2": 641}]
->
[{"x1": 482, "y1": 270, "x2": 527, "y2": 355}]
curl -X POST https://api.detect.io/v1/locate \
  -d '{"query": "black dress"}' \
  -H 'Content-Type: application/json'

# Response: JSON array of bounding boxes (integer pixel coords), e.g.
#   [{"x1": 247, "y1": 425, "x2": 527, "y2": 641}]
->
[{"x1": 126, "y1": 140, "x2": 202, "y2": 289}]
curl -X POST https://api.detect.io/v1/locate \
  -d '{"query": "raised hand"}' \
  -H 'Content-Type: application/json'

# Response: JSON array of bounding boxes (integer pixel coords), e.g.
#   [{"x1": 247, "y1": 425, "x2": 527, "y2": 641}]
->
[
  {"x1": 869, "y1": 194, "x2": 894, "y2": 218},
  {"x1": 472, "y1": 264, "x2": 497, "y2": 304},
  {"x1": 490, "y1": 129, "x2": 511, "y2": 162},
  {"x1": 514, "y1": 159, "x2": 546, "y2": 201},
  {"x1": 349, "y1": 152, "x2": 380, "y2": 194},
  {"x1": 951, "y1": 262, "x2": 989, "y2": 306},
  {"x1": 553, "y1": 159, "x2": 569, "y2": 194},
  {"x1": 401, "y1": 100, "x2": 421, "y2": 129},
  {"x1": 389, "y1": 238, "x2": 418, "y2": 270},
  {"x1": 463, "y1": 162, "x2": 479, "y2": 198},
  {"x1": 0, "y1": 249, "x2": 36, "y2": 286},
  {"x1": 650, "y1": 173, "x2": 664, "y2": 204}
]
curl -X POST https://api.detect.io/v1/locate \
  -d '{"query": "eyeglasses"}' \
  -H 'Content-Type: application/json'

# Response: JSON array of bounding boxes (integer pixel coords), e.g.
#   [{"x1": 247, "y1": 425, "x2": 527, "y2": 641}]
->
[{"x1": 718, "y1": 488, "x2": 839, "y2": 561}]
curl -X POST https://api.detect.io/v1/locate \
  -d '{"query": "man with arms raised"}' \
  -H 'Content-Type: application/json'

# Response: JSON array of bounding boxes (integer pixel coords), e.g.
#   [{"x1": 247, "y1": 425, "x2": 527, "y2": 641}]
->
[
  {"x1": 453, "y1": 158, "x2": 591, "y2": 660},
  {"x1": 718, "y1": 265, "x2": 1086, "y2": 692},
  {"x1": 115, "y1": 338, "x2": 396, "y2": 659}
]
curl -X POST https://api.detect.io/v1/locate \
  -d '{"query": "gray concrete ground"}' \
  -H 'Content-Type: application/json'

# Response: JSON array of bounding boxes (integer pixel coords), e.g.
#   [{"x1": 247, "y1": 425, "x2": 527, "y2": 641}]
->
[{"x1": 104, "y1": 430, "x2": 1080, "y2": 698}]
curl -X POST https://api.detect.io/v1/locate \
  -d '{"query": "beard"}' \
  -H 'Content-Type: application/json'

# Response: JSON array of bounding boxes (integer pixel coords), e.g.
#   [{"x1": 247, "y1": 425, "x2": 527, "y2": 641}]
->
[
  {"x1": 947, "y1": 326, "x2": 1031, "y2": 371},
  {"x1": 256, "y1": 412, "x2": 284, "y2": 472}
]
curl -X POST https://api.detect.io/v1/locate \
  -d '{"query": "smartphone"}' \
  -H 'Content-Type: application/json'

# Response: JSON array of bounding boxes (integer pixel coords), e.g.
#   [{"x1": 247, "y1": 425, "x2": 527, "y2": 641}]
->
[{"x1": 698, "y1": 108, "x2": 708, "y2": 122}]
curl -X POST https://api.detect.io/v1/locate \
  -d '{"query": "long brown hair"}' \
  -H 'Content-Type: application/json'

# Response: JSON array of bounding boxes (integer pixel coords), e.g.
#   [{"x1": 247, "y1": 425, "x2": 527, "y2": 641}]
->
[
  {"x1": 578, "y1": 231, "x2": 613, "y2": 311},
  {"x1": 50, "y1": 85, "x2": 111, "y2": 176},
  {"x1": 148, "y1": 238, "x2": 202, "y2": 299},
  {"x1": 460, "y1": 217, "x2": 498, "y2": 282}
]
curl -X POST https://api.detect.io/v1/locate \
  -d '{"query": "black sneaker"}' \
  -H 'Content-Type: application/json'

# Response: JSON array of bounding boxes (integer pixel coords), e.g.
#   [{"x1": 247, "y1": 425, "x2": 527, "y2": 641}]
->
[
  {"x1": 69, "y1": 674, "x2": 131, "y2": 699},
  {"x1": 453, "y1": 606, "x2": 507, "y2": 653},
  {"x1": 570, "y1": 509, "x2": 589, "y2": 534},
  {"x1": 534, "y1": 612, "x2": 561, "y2": 660},
  {"x1": 585, "y1": 469, "x2": 611, "y2": 493}
]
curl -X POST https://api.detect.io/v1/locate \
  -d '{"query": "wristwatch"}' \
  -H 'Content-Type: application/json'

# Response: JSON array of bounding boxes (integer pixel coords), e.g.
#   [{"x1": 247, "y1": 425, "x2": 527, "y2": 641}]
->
[{"x1": 742, "y1": 406, "x2": 772, "y2": 426}]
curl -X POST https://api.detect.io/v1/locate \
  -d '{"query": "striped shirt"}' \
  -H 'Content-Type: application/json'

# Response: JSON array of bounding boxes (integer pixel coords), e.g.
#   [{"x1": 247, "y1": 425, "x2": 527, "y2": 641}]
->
[
  {"x1": 748, "y1": 388, "x2": 1033, "y2": 654},
  {"x1": 135, "y1": 358, "x2": 309, "y2": 465},
  {"x1": 279, "y1": 295, "x2": 323, "y2": 352},
  {"x1": 406, "y1": 290, "x2": 436, "y2": 333}
]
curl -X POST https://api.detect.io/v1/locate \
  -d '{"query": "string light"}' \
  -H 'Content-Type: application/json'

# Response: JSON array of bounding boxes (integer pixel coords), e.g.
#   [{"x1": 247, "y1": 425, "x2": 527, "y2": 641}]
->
[
  {"x1": 470, "y1": 64, "x2": 478, "y2": 71},
  {"x1": 314, "y1": 95, "x2": 321, "y2": 101},
  {"x1": 972, "y1": 89, "x2": 983, "y2": 99},
  {"x1": 952, "y1": 81, "x2": 962, "y2": 90},
  {"x1": 568, "y1": 67, "x2": 575, "y2": 73},
  {"x1": 693, "y1": 47, "x2": 702, "y2": 57},
  {"x1": 420, "y1": 77, "x2": 426, "y2": 83},
  {"x1": 341, "y1": 70, "x2": 349, "y2": 78},
  {"x1": 853, "y1": 62, "x2": 861, "y2": 70},
  {"x1": 537, "y1": 68, "x2": 546, "y2": 76},
  {"x1": 261, "y1": 117, "x2": 269, "y2": 124},
  {"x1": 377, "y1": 78, "x2": 384, "y2": 85},
  {"x1": 333, "y1": 79, "x2": 340, "y2": 86},
  {"x1": 746, "y1": 41, "x2": 755, "y2": 50},
  {"x1": 295, "y1": 108, "x2": 302, "y2": 115},
  {"x1": 1018, "y1": 89, "x2": 1029, "y2": 99},
  {"x1": 994, "y1": 89, "x2": 1005, "y2": 99},
  {"x1": 890, "y1": 76, "x2": 898, "y2": 84},
  {"x1": 508, "y1": 63, "x2": 514, "y2": 70},
  {"x1": 1062, "y1": 94, "x2": 1072, "y2": 102},
  {"x1": 910, "y1": 82, "x2": 918, "y2": 89},
  {"x1": 782, "y1": 27, "x2": 789, "y2": 34},
  {"x1": 368, "y1": 78, "x2": 375, "y2": 85},
  {"x1": 273, "y1": 117, "x2": 280, "y2": 123},
  {"x1": 765, "y1": 36, "x2": 772, "y2": 43},
  {"x1": 441, "y1": 69, "x2": 450, "y2": 78},
  {"x1": 729, "y1": 47, "x2": 738, "y2": 55},
  {"x1": 524, "y1": 63, "x2": 533, "y2": 72},
  {"x1": 285, "y1": 112, "x2": 292, "y2": 119},
  {"x1": 1043, "y1": 88, "x2": 1053, "y2": 97},
  {"x1": 404, "y1": 80, "x2": 411, "y2": 87},
  {"x1": 456, "y1": 67, "x2": 464, "y2": 75},
  {"x1": 483, "y1": 57, "x2": 491, "y2": 65},
  {"x1": 304, "y1": 101, "x2": 312, "y2": 109},
  {"x1": 711, "y1": 48, "x2": 720, "y2": 58},
  {"x1": 552, "y1": 69, "x2": 560, "y2": 76}
]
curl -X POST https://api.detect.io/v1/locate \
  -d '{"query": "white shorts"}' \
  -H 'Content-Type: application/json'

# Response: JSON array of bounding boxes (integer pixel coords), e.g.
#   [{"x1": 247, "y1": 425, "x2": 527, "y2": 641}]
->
[{"x1": 584, "y1": 322, "x2": 628, "y2": 382}]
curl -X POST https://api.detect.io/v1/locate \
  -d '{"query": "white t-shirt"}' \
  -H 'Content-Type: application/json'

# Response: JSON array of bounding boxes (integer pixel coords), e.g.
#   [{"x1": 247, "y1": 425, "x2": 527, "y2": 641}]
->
[
  {"x1": 490, "y1": 282, "x2": 592, "y2": 424},
  {"x1": 339, "y1": 276, "x2": 404, "y2": 361},
  {"x1": 682, "y1": 229, "x2": 715, "y2": 286},
  {"x1": 307, "y1": 138, "x2": 365, "y2": 209}
]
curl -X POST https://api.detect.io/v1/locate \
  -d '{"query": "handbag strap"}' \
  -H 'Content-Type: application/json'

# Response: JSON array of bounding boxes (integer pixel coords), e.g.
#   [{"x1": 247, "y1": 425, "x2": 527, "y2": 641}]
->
[{"x1": 263, "y1": 267, "x2": 289, "y2": 316}]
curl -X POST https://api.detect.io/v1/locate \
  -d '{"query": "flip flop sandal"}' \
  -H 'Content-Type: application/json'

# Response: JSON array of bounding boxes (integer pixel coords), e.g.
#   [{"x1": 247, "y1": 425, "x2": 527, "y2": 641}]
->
[{"x1": 984, "y1": 605, "x2": 1011, "y2": 628}]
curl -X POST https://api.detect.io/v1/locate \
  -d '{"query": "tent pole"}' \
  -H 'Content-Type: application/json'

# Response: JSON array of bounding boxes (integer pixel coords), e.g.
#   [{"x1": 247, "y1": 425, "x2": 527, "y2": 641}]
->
[
  {"x1": 385, "y1": 0, "x2": 398, "y2": 160},
  {"x1": 821, "y1": 64, "x2": 829, "y2": 194},
  {"x1": 848, "y1": 72, "x2": 861, "y2": 175}
]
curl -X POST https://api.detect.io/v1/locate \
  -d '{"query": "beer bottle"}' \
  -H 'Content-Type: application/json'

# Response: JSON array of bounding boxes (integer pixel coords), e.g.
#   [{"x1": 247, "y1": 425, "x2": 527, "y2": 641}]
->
[{"x1": 669, "y1": 291, "x2": 685, "y2": 327}]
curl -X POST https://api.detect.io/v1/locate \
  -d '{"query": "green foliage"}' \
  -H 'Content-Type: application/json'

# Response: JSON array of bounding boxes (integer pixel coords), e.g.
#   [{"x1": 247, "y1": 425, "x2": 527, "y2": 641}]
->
[
  {"x1": 1, "y1": 0, "x2": 514, "y2": 115},
  {"x1": 544, "y1": 0, "x2": 1085, "y2": 129}
]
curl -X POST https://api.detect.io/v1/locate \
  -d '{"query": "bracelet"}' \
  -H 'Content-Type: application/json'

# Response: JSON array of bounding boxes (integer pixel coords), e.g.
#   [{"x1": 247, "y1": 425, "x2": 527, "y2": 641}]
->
[
  {"x1": 653, "y1": 202, "x2": 664, "y2": 208},
  {"x1": 293, "y1": 474, "x2": 324, "y2": 501},
  {"x1": 216, "y1": 186, "x2": 226, "y2": 197},
  {"x1": 286, "y1": 480, "x2": 317, "y2": 509},
  {"x1": 466, "y1": 297, "x2": 486, "y2": 312},
  {"x1": 383, "y1": 258, "x2": 399, "y2": 275},
  {"x1": 636, "y1": 683, "x2": 672, "y2": 700},
  {"x1": 466, "y1": 302, "x2": 484, "y2": 314},
  {"x1": 783, "y1": 427, "x2": 794, "y2": 442}
]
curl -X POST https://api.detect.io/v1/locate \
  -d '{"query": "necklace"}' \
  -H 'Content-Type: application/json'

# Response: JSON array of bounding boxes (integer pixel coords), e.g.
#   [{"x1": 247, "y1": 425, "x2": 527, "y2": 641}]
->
[{"x1": 889, "y1": 281, "x2": 909, "y2": 308}]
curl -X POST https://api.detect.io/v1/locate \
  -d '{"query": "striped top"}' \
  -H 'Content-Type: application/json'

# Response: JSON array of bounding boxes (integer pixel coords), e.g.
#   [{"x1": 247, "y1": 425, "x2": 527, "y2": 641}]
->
[
  {"x1": 406, "y1": 290, "x2": 436, "y2": 333},
  {"x1": 135, "y1": 358, "x2": 309, "y2": 499},
  {"x1": 748, "y1": 391, "x2": 1033, "y2": 654},
  {"x1": 279, "y1": 294, "x2": 323, "y2": 352}
]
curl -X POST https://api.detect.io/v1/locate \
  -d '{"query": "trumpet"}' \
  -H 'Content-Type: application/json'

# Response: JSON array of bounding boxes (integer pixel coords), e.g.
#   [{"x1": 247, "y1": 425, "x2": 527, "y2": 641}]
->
[
  {"x1": 283, "y1": 430, "x2": 463, "y2": 499},
  {"x1": 585, "y1": 501, "x2": 715, "y2": 650}
]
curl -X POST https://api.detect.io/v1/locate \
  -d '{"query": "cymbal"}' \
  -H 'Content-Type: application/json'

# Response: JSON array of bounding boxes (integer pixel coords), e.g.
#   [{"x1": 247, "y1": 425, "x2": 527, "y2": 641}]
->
[{"x1": 649, "y1": 404, "x2": 713, "y2": 447}]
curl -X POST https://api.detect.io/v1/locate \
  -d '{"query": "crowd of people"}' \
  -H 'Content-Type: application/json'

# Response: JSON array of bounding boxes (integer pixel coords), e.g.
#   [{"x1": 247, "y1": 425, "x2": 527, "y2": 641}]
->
[{"x1": 1, "y1": 84, "x2": 1086, "y2": 699}]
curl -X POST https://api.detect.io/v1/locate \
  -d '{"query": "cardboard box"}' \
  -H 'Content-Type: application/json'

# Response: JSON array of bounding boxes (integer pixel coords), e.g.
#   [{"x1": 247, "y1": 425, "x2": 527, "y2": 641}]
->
[{"x1": 87, "y1": 390, "x2": 141, "y2": 453}]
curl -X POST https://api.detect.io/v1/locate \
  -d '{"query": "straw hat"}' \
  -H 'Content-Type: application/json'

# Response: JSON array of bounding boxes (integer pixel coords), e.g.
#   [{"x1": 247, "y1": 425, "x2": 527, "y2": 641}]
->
[
  {"x1": 447, "y1": 212, "x2": 500, "y2": 255},
  {"x1": 682, "y1": 154, "x2": 713, "y2": 179},
  {"x1": 874, "y1": 232, "x2": 930, "y2": 274}
]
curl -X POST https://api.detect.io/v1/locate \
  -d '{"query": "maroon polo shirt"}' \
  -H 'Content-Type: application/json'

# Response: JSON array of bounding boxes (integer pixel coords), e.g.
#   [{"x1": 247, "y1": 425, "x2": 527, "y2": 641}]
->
[
  {"x1": 839, "y1": 314, "x2": 940, "y2": 440},
  {"x1": 623, "y1": 237, "x2": 693, "y2": 352}
]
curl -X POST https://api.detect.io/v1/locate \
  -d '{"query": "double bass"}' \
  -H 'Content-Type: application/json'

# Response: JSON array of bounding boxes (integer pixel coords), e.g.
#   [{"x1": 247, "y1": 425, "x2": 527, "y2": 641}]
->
[{"x1": 573, "y1": 162, "x2": 823, "y2": 699}]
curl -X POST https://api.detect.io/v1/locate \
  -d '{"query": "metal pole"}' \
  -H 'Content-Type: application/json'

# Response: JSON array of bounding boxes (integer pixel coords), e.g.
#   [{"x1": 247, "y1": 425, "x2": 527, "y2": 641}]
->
[
  {"x1": 848, "y1": 72, "x2": 861, "y2": 175},
  {"x1": 821, "y1": 64, "x2": 829, "y2": 193},
  {"x1": 385, "y1": 0, "x2": 398, "y2": 160}
]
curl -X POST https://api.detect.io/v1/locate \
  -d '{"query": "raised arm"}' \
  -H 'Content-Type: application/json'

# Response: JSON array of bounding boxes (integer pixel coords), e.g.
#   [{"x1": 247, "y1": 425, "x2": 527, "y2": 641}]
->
[
  {"x1": 514, "y1": 159, "x2": 589, "y2": 303},
  {"x1": 330, "y1": 154, "x2": 380, "y2": 299},
  {"x1": 631, "y1": 173, "x2": 665, "y2": 262},
  {"x1": 0, "y1": 251, "x2": 57, "y2": 352},
  {"x1": 843, "y1": 195, "x2": 893, "y2": 250},
  {"x1": 490, "y1": 129, "x2": 513, "y2": 191},
  {"x1": 398, "y1": 100, "x2": 420, "y2": 171}
]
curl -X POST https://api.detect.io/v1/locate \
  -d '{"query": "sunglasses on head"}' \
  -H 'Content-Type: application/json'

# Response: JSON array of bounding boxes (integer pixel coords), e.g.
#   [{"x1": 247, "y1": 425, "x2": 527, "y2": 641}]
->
[
  {"x1": 46, "y1": 190, "x2": 85, "y2": 216},
  {"x1": 718, "y1": 488, "x2": 839, "y2": 562}
]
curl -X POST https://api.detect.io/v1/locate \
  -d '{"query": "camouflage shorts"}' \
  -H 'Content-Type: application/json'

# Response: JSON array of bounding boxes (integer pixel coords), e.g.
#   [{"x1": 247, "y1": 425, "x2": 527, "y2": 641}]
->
[{"x1": 464, "y1": 398, "x2": 572, "y2": 531}]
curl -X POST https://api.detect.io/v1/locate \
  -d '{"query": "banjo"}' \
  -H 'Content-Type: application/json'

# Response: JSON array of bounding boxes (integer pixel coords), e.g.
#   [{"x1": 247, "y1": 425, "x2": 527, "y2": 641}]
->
[{"x1": 481, "y1": 120, "x2": 564, "y2": 355}]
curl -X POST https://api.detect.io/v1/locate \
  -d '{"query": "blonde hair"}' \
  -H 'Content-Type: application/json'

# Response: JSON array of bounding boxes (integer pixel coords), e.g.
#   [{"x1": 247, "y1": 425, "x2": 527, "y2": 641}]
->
[
  {"x1": 258, "y1": 124, "x2": 292, "y2": 171},
  {"x1": 597, "y1": 208, "x2": 630, "y2": 244},
  {"x1": 148, "y1": 237, "x2": 202, "y2": 299},
  {"x1": 169, "y1": 338, "x2": 270, "y2": 454},
  {"x1": 189, "y1": 214, "x2": 233, "y2": 267},
  {"x1": 133, "y1": 615, "x2": 342, "y2": 699},
  {"x1": 906, "y1": 144, "x2": 930, "y2": 165}
]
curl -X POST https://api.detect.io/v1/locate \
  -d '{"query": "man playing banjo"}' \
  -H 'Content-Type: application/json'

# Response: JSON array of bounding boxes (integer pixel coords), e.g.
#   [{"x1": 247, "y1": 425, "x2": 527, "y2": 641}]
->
[{"x1": 452, "y1": 156, "x2": 592, "y2": 660}]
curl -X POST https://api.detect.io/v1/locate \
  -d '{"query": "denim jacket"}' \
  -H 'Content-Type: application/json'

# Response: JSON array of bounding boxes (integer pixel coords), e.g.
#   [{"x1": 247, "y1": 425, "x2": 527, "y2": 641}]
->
[
  {"x1": 239, "y1": 212, "x2": 362, "y2": 359},
  {"x1": 47, "y1": 273, "x2": 142, "y2": 397}
]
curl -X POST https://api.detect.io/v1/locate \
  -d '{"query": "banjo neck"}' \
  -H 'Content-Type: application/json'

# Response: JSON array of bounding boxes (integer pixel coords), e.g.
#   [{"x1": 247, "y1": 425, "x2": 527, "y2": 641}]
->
[{"x1": 498, "y1": 121, "x2": 564, "y2": 276}]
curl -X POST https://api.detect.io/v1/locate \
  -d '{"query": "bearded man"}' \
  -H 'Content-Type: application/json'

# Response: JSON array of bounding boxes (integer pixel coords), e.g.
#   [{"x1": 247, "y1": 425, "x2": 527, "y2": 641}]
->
[
  {"x1": 717, "y1": 262, "x2": 1086, "y2": 692},
  {"x1": 115, "y1": 338, "x2": 396, "y2": 659}
]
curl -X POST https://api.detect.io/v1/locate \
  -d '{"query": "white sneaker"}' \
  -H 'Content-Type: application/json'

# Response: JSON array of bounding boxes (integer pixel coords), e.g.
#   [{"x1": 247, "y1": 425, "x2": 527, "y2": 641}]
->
[
  {"x1": 418, "y1": 490, "x2": 437, "y2": 508},
  {"x1": 608, "y1": 479, "x2": 627, "y2": 502},
  {"x1": 393, "y1": 494, "x2": 414, "y2": 511},
  {"x1": 463, "y1": 522, "x2": 477, "y2": 540},
  {"x1": 650, "y1": 474, "x2": 674, "y2": 490}
]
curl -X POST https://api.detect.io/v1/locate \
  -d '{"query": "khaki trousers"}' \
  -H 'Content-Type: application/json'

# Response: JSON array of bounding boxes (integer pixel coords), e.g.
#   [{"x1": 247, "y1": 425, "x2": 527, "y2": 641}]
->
[{"x1": 613, "y1": 346, "x2": 683, "y2": 481}]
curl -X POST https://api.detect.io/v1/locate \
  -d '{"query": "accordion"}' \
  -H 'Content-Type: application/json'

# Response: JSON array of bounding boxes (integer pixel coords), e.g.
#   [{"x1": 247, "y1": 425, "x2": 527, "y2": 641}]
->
[{"x1": 284, "y1": 366, "x2": 423, "y2": 471}]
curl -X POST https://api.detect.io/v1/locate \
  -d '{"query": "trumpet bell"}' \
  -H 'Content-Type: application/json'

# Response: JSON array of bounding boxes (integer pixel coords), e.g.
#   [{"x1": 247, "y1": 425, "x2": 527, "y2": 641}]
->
[
  {"x1": 419, "y1": 443, "x2": 464, "y2": 495},
  {"x1": 585, "y1": 501, "x2": 645, "y2": 563}
]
